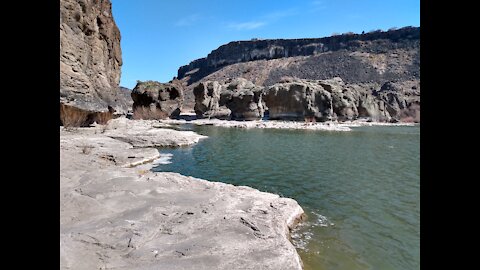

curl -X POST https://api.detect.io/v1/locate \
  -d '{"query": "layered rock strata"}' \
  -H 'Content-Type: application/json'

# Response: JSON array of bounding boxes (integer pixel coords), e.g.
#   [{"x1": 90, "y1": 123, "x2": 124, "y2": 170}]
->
[
  {"x1": 176, "y1": 27, "x2": 419, "y2": 111},
  {"x1": 178, "y1": 27, "x2": 419, "y2": 84},
  {"x1": 60, "y1": 0, "x2": 127, "y2": 125}
]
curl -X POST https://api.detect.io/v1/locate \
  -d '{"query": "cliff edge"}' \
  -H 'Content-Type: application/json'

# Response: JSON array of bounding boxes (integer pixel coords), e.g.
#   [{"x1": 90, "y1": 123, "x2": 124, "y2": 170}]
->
[{"x1": 60, "y1": 0, "x2": 128, "y2": 125}]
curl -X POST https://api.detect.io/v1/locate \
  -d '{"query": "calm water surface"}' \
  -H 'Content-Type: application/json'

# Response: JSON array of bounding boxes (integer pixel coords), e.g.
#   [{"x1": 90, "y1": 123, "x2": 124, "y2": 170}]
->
[{"x1": 153, "y1": 124, "x2": 420, "y2": 270}]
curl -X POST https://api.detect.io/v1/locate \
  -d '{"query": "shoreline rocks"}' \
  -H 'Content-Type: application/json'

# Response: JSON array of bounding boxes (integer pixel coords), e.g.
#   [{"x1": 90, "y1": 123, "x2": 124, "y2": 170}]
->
[
  {"x1": 265, "y1": 77, "x2": 420, "y2": 122},
  {"x1": 60, "y1": 118, "x2": 305, "y2": 270},
  {"x1": 177, "y1": 27, "x2": 420, "y2": 85},
  {"x1": 220, "y1": 78, "x2": 266, "y2": 120},
  {"x1": 193, "y1": 78, "x2": 266, "y2": 120},
  {"x1": 131, "y1": 80, "x2": 184, "y2": 120},
  {"x1": 193, "y1": 81, "x2": 231, "y2": 119},
  {"x1": 160, "y1": 118, "x2": 416, "y2": 131},
  {"x1": 265, "y1": 79, "x2": 334, "y2": 121},
  {"x1": 192, "y1": 77, "x2": 420, "y2": 123}
]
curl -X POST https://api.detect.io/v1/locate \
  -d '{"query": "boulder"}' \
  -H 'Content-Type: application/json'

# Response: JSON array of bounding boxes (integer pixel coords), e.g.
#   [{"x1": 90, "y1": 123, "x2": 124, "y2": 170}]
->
[
  {"x1": 376, "y1": 80, "x2": 420, "y2": 122},
  {"x1": 264, "y1": 79, "x2": 334, "y2": 121},
  {"x1": 193, "y1": 81, "x2": 231, "y2": 119},
  {"x1": 194, "y1": 78, "x2": 266, "y2": 120},
  {"x1": 318, "y1": 77, "x2": 358, "y2": 121},
  {"x1": 220, "y1": 78, "x2": 266, "y2": 120},
  {"x1": 131, "y1": 81, "x2": 184, "y2": 119}
]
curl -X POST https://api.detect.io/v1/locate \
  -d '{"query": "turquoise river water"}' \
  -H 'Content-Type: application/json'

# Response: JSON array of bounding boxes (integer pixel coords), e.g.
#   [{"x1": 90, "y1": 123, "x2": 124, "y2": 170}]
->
[{"x1": 152, "y1": 124, "x2": 420, "y2": 270}]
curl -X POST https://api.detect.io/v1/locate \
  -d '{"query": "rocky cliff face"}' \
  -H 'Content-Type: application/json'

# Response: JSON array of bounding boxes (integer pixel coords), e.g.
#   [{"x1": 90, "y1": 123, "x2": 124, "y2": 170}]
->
[
  {"x1": 178, "y1": 27, "x2": 419, "y2": 84},
  {"x1": 60, "y1": 0, "x2": 127, "y2": 125},
  {"x1": 119, "y1": 86, "x2": 134, "y2": 111},
  {"x1": 177, "y1": 27, "x2": 419, "y2": 112},
  {"x1": 265, "y1": 78, "x2": 420, "y2": 122},
  {"x1": 194, "y1": 77, "x2": 419, "y2": 123}
]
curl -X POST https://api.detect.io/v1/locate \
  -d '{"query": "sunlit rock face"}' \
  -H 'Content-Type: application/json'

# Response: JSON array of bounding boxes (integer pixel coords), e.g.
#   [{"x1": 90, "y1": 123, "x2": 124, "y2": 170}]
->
[{"x1": 60, "y1": 0, "x2": 127, "y2": 125}]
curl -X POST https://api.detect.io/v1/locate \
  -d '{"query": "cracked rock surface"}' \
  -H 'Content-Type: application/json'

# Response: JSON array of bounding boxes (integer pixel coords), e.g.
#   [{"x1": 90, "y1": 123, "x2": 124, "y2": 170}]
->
[
  {"x1": 60, "y1": 0, "x2": 128, "y2": 114},
  {"x1": 60, "y1": 118, "x2": 305, "y2": 269}
]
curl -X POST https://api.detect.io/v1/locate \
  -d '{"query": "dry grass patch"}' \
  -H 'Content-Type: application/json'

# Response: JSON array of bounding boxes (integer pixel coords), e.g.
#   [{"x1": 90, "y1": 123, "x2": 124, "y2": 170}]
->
[
  {"x1": 92, "y1": 111, "x2": 113, "y2": 125},
  {"x1": 60, "y1": 104, "x2": 89, "y2": 128},
  {"x1": 60, "y1": 104, "x2": 114, "y2": 128}
]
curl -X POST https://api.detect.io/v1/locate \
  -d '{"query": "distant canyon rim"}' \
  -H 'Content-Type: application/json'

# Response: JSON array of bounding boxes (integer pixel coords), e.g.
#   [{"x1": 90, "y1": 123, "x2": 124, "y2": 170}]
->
[{"x1": 59, "y1": 0, "x2": 419, "y2": 269}]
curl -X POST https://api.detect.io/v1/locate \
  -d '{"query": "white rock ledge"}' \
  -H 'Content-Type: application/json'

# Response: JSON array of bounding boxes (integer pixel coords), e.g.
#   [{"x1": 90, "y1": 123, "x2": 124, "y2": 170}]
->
[
  {"x1": 161, "y1": 118, "x2": 353, "y2": 131},
  {"x1": 60, "y1": 118, "x2": 305, "y2": 270},
  {"x1": 161, "y1": 118, "x2": 417, "y2": 131}
]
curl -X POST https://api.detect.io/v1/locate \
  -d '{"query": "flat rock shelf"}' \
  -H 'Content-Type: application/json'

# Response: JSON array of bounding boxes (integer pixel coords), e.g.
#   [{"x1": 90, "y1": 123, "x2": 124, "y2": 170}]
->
[{"x1": 60, "y1": 118, "x2": 305, "y2": 270}]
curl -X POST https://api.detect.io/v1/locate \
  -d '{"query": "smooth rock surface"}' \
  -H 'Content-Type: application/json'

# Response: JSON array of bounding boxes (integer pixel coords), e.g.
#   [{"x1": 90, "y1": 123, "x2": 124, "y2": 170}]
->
[
  {"x1": 100, "y1": 117, "x2": 206, "y2": 147},
  {"x1": 160, "y1": 118, "x2": 353, "y2": 131},
  {"x1": 60, "y1": 119, "x2": 305, "y2": 270}
]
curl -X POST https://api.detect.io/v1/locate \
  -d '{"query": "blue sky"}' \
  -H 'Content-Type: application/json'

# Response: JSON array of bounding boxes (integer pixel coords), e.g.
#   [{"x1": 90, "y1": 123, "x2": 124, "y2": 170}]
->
[{"x1": 111, "y1": 0, "x2": 420, "y2": 89}]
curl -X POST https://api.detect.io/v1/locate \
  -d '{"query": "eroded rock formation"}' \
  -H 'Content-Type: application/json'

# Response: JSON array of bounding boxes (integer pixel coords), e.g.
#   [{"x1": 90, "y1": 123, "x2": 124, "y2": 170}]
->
[
  {"x1": 194, "y1": 78, "x2": 266, "y2": 120},
  {"x1": 193, "y1": 81, "x2": 231, "y2": 119},
  {"x1": 131, "y1": 81, "x2": 184, "y2": 119},
  {"x1": 176, "y1": 27, "x2": 420, "y2": 111},
  {"x1": 60, "y1": 0, "x2": 127, "y2": 125},
  {"x1": 265, "y1": 79, "x2": 334, "y2": 121},
  {"x1": 375, "y1": 80, "x2": 420, "y2": 122},
  {"x1": 220, "y1": 78, "x2": 265, "y2": 120},
  {"x1": 264, "y1": 78, "x2": 420, "y2": 122}
]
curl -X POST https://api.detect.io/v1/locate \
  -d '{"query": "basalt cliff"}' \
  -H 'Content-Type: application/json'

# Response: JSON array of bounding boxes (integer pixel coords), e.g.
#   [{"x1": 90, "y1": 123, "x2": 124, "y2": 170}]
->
[
  {"x1": 177, "y1": 26, "x2": 420, "y2": 119},
  {"x1": 60, "y1": 0, "x2": 128, "y2": 126}
]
